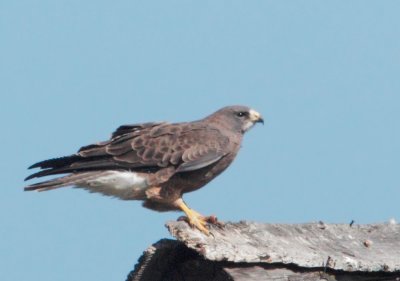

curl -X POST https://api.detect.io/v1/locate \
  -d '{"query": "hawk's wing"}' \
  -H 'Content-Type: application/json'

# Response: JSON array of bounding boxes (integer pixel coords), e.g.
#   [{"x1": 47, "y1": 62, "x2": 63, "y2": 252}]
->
[{"x1": 25, "y1": 121, "x2": 230, "y2": 181}]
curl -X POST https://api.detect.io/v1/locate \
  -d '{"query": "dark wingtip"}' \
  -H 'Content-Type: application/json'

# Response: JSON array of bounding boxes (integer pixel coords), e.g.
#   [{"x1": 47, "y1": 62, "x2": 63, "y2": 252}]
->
[
  {"x1": 24, "y1": 169, "x2": 56, "y2": 181},
  {"x1": 24, "y1": 174, "x2": 35, "y2": 181},
  {"x1": 28, "y1": 158, "x2": 53, "y2": 169},
  {"x1": 24, "y1": 171, "x2": 41, "y2": 181},
  {"x1": 28, "y1": 155, "x2": 82, "y2": 170},
  {"x1": 28, "y1": 162, "x2": 41, "y2": 169}
]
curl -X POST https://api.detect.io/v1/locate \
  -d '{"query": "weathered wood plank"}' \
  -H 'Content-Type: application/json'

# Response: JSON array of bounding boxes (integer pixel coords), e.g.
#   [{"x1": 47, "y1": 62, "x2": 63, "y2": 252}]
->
[
  {"x1": 166, "y1": 221, "x2": 400, "y2": 272},
  {"x1": 127, "y1": 239, "x2": 400, "y2": 281}
]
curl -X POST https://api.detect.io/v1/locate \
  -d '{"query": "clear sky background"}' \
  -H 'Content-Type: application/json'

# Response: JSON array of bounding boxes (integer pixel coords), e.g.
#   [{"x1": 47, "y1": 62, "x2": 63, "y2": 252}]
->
[{"x1": 1, "y1": 1, "x2": 399, "y2": 280}]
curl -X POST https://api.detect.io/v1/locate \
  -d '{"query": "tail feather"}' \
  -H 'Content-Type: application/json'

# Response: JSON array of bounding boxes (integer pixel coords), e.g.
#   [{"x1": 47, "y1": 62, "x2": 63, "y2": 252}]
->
[{"x1": 24, "y1": 172, "x2": 103, "y2": 192}]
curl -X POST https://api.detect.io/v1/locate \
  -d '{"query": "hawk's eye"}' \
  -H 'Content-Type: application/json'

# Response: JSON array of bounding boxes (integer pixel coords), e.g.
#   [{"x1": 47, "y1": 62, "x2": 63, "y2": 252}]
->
[{"x1": 236, "y1": 111, "x2": 247, "y2": 117}]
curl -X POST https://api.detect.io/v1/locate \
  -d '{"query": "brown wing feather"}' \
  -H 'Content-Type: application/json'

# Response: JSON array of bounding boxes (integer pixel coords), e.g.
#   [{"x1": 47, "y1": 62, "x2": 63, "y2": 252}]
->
[
  {"x1": 176, "y1": 130, "x2": 229, "y2": 172},
  {"x1": 25, "y1": 121, "x2": 229, "y2": 180}
]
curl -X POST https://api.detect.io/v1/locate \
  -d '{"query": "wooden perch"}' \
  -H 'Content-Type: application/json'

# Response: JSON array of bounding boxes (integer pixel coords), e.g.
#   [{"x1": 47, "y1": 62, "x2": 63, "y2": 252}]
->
[{"x1": 127, "y1": 221, "x2": 400, "y2": 281}]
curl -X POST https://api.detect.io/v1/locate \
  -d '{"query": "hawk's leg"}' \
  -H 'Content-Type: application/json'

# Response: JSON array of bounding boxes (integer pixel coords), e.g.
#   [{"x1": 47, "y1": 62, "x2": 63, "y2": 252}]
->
[{"x1": 174, "y1": 198, "x2": 210, "y2": 235}]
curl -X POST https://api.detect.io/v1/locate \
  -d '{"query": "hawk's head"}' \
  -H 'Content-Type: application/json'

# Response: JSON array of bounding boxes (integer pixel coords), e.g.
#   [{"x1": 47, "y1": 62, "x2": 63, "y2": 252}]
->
[{"x1": 209, "y1": 105, "x2": 264, "y2": 134}]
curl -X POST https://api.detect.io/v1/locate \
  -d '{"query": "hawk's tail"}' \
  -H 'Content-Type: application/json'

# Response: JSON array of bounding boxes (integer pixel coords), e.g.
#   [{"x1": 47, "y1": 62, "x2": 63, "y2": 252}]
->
[{"x1": 24, "y1": 172, "x2": 102, "y2": 192}]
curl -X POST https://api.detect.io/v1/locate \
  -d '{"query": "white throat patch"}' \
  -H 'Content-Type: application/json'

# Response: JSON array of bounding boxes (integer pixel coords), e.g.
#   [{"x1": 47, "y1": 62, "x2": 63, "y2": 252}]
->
[{"x1": 242, "y1": 120, "x2": 255, "y2": 132}]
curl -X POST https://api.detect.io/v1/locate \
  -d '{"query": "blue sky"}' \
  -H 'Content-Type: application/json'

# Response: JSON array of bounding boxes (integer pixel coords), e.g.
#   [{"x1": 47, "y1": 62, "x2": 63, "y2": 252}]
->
[{"x1": 1, "y1": 1, "x2": 399, "y2": 280}]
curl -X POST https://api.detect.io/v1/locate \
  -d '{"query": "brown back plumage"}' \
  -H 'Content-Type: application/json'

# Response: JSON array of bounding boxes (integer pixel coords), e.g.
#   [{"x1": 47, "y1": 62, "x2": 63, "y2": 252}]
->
[{"x1": 25, "y1": 121, "x2": 229, "y2": 180}]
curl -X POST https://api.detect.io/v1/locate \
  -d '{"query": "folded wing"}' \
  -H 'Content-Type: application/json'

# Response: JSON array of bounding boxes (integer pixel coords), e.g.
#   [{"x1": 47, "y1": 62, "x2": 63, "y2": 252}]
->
[{"x1": 25, "y1": 121, "x2": 230, "y2": 186}]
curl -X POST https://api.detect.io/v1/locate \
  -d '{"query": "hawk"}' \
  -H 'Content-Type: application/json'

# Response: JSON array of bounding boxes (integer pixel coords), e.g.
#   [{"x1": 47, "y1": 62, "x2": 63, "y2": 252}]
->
[{"x1": 25, "y1": 105, "x2": 263, "y2": 235}]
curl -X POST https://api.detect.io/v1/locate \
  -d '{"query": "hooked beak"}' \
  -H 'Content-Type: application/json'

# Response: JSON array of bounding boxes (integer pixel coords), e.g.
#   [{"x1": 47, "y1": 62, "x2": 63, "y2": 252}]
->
[{"x1": 249, "y1": 109, "x2": 264, "y2": 125}]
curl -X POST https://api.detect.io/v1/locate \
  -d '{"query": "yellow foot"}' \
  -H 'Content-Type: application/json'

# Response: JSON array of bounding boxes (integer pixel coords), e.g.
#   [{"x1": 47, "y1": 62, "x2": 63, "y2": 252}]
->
[
  {"x1": 175, "y1": 199, "x2": 210, "y2": 235},
  {"x1": 183, "y1": 211, "x2": 210, "y2": 235}
]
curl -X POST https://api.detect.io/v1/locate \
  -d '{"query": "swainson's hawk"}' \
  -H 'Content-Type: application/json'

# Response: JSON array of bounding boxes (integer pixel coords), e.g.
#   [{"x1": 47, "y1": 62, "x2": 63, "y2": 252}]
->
[{"x1": 25, "y1": 105, "x2": 263, "y2": 235}]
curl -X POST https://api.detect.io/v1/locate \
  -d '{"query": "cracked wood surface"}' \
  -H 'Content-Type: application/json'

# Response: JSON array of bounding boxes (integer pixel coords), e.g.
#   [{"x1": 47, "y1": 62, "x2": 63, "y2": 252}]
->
[
  {"x1": 166, "y1": 221, "x2": 400, "y2": 272},
  {"x1": 127, "y1": 221, "x2": 400, "y2": 281}
]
